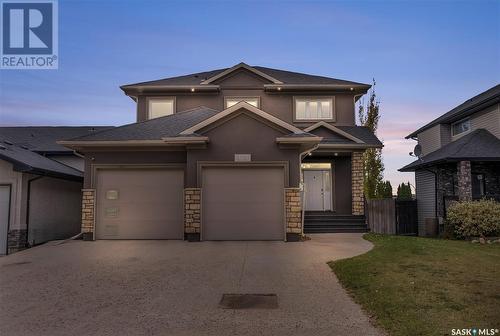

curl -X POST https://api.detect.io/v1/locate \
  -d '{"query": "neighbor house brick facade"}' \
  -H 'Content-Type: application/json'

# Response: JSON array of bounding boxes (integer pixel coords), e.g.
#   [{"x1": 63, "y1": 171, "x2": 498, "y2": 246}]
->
[{"x1": 60, "y1": 63, "x2": 382, "y2": 241}]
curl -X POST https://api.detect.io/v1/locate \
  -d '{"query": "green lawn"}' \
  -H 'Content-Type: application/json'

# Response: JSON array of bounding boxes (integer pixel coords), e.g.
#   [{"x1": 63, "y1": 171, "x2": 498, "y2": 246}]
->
[{"x1": 329, "y1": 234, "x2": 500, "y2": 336}]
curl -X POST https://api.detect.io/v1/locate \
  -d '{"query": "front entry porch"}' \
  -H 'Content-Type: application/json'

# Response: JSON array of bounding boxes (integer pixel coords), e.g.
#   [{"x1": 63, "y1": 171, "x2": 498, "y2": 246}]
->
[{"x1": 301, "y1": 151, "x2": 368, "y2": 233}]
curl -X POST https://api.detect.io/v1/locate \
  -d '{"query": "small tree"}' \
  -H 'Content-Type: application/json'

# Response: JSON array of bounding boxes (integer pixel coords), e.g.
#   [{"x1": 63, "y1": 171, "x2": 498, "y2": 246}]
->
[
  {"x1": 376, "y1": 180, "x2": 393, "y2": 199},
  {"x1": 358, "y1": 79, "x2": 384, "y2": 199},
  {"x1": 397, "y1": 182, "x2": 412, "y2": 200}
]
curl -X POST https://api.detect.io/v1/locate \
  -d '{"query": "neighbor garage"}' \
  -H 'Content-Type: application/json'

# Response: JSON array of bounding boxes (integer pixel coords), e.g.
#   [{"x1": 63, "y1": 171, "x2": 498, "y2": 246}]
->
[
  {"x1": 201, "y1": 166, "x2": 285, "y2": 240},
  {"x1": 96, "y1": 168, "x2": 184, "y2": 239}
]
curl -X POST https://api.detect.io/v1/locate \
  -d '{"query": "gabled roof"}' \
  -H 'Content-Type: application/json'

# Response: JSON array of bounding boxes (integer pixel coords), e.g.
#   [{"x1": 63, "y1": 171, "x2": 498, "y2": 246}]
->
[
  {"x1": 406, "y1": 84, "x2": 500, "y2": 138},
  {"x1": 399, "y1": 129, "x2": 500, "y2": 171},
  {"x1": 0, "y1": 141, "x2": 83, "y2": 180},
  {"x1": 120, "y1": 63, "x2": 370, "y2": 92},
  {"x1": 304, "y1": 121, "x2": 364, "y2": 143},
  {"x1": 200, "y1": 62, "x2": 283, "y2": 84},
  {"x1": 180, "y1": 101, "x2": 304, "y2": 135},
  {"x1": 0, "y1": 126, "x2": 113, "y2": 153}
]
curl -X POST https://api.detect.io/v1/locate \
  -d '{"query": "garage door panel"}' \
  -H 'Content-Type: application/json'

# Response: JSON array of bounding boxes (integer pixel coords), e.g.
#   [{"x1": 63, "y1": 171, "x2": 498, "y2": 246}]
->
[
  {"x1": 202, "y1": 167, "x2": 284, "y2": 241},
  {"x1": 96, "y1": 168, "x2": 183, "y2": 240}
]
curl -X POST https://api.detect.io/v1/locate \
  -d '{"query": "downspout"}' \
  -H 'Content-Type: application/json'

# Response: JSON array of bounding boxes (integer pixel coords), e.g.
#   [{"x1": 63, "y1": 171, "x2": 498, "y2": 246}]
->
[
  {"x1": 299, "y1": 144, "x2": 320, "y2": 236},
  {"x1": 26, "y1": 176, "x2": 44, "y2": 247}
]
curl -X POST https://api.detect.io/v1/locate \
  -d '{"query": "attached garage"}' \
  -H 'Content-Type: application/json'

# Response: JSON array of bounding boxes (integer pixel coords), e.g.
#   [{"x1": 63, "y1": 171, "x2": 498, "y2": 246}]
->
[
  {"x1": 96, "y1": 168, "x2": 184, "y2": 239},
  {"x1": 201, "y1": 166, "x2": 285, "y2": 240}
]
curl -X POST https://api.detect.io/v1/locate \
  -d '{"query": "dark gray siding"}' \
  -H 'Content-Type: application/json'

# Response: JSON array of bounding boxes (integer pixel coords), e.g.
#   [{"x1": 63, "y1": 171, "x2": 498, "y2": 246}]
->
[{"x1": 415, "y1": 170, "x2": 436, "y2": 236}]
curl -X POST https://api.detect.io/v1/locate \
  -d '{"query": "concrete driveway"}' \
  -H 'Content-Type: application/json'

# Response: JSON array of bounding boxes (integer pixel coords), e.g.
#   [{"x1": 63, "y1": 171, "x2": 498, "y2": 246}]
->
[{"x1": 0, "y1": 234, "x2": 382, "y2": 336}]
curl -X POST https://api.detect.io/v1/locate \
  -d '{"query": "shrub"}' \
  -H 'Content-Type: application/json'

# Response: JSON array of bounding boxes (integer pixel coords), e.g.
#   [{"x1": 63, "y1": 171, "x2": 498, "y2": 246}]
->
[{"x1": 446, "y1": 199, "x2": 500, "y2": 238}]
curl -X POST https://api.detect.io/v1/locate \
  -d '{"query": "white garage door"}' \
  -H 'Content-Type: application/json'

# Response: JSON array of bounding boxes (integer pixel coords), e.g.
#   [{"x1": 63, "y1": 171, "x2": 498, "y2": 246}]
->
[
  {"x1": 202, "y1": 166, "x2": 285, "y2": 241},
  {"x1": 96, "y1": 168, "x2": 184, "y2": 239}
]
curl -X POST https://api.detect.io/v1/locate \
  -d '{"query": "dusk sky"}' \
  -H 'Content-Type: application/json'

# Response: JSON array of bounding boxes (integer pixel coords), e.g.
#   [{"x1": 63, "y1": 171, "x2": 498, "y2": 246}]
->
[{"x1": 1, "y1": 0, "x2": 499, "y2": 190}]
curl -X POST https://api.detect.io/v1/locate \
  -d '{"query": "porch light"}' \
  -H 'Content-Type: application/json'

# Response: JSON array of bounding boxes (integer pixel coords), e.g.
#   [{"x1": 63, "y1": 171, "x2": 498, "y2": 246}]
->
[
  {"x1": 191, "y1": 88, "x2": 195, "y2": 92},
  {"x1": 308, "y1": 152, "x2": 312, "y2": 156},
  {"x1": 334, "y1": 152, "x2": 338, "y2": 156},
  {"x1": 277, "y1": 87, "x2": 282, "y2": 91},
  {"x1": 350, "y1": 87, "x2": 354, "y2": 91}
]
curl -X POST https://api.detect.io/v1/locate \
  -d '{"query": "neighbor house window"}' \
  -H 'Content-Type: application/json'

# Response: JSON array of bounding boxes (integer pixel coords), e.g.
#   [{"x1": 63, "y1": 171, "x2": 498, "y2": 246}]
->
[
  {"x1": 451, "y1": 119, "x2": 470, "y2": 136},
  {"x1": 225, "y1": 97, "x2": 260, "y2": 108},
  {"x1": 295, "y1": 97, "x2": 333, "y2": 121},
  {"x1": 148, "y1": 97, "x2": 175, "y2": 119}
]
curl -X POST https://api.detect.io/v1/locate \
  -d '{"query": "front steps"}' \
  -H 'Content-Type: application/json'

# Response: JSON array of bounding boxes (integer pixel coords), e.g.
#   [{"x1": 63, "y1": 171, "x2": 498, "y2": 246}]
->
[{"x1": 304, "y1": 211, "x2": 368, "y2": 233}]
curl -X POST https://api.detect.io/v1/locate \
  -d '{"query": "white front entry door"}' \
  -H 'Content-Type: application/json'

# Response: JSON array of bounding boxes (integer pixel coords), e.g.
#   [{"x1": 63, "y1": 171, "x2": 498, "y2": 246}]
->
[{"x1": 304, "y1": 170, "x2": 332, "y2": 211}]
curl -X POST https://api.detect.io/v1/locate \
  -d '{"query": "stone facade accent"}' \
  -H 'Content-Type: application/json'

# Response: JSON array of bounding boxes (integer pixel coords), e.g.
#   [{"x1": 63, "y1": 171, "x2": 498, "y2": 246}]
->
[
  {"x1": 7, "y1": 229, "x2": 27, "y2": 254},
  {"x1": 457, "y1": 161, "x2": 472, "y2": 201},
  {"x1": 184, "y1": 188, "x2": 201, "y2": 240},
  {"x1": 285, "y1": 188, "x2": 302, "y2": 236},
  {"x1": 435, "y1": 164, "x2": 458, "y2": 218},
  {"x1": 351, "y1": 151, "x2": 365, "y2": 215},
  {"x1": 81, "y1": 189, "x2": 96, "y2": 239}
]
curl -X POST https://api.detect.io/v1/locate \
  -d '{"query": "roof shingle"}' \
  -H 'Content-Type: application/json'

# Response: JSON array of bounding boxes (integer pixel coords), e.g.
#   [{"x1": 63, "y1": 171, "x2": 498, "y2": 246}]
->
[{"x1": 399, "y1": 129, "x2": 500, "y2": 171}]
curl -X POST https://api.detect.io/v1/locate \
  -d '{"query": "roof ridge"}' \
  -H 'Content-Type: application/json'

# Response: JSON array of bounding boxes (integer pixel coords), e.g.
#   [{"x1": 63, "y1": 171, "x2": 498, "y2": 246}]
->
[
  {"x1": 253, "y1": 66, "x2": 369, "y2": 86},
  {"x1": 121, "y1": 68, "x2": 228, "y2": 87}
]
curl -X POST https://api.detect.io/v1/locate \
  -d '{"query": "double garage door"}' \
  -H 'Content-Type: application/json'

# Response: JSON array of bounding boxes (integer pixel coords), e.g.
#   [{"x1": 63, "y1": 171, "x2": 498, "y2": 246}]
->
[{"x1": 96, "y1": 166, "x2": 285, "y2": 240}]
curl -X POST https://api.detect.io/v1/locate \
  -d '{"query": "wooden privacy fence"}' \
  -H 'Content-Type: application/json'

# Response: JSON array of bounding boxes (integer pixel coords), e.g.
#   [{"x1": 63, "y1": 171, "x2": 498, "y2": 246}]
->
[{"x1": 366, "y1": 199, "x2": 417, "y2": 235}]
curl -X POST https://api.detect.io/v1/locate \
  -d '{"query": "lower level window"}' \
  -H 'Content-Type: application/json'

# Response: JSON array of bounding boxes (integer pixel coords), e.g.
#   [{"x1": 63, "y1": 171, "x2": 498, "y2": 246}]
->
[{"x1": 472, "y1": 173, "x2": 485, "y2": 197}]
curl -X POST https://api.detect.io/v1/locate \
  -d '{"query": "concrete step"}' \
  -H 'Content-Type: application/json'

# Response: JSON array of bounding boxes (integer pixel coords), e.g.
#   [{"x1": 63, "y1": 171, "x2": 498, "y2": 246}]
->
[{"x1": 304, "y1": 227, "x2": 369, "y2": 233}]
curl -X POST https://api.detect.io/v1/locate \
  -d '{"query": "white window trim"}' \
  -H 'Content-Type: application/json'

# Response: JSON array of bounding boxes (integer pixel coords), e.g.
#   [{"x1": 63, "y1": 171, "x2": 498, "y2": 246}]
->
[
  {"x1": 147, "y1": 96, "x2": 176, "y2": 119},
  {"x1": 224, "y1": 96, "x2": 261, "y2": 109},
  {"x1": 293, "y1": 96, "x2": 335, "y2": 122},
  {"x1": 451, "y1": 118, "x2": 471, "y2": 137}
]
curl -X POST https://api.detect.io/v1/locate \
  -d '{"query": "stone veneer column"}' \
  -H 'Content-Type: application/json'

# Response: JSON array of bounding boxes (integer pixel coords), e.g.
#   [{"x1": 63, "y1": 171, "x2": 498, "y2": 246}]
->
[
  {"x1": 81, "y1": 189, "x2": 96, "y2": 240},
  {"x1": 184, "y1": 188, "x2": 201, "y2": 241},
  {"x1": 285, "y1": 188, "x2": 302, "y2": 242},
  {"x1": 457, "y1": 161, "x2": 472, "y2": 201},
  {"x1": 351, "y1": 152, "x2": 365, "y2": 215},
  {"x1": 7, "y1": 229, "x2": 27, "y2": 254}
]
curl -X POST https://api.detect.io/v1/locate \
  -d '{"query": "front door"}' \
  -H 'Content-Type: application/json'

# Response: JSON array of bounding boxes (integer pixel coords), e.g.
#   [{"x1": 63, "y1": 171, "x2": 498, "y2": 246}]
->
[{"x1": 304, "y1": 170, "x2": 332, "y2": 211}]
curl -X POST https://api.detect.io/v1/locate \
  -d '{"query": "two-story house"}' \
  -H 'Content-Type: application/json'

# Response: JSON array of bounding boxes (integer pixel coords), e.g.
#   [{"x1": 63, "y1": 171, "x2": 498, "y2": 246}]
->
[
  {"x1": 60, "y1": 63, "x2": 382, "y2": 242},
  {"x1": 400, "y1": 84, "x2": 500, "y2": 236}
]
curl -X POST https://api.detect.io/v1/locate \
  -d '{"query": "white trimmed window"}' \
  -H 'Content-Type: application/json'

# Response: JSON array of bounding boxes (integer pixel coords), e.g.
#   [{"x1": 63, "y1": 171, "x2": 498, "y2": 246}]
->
[
  {"x1": 295, "y1": 98, "x2": 333, "y2": 120},
  {"x1": 451, "y1": 119, "x2": 471, "y2": 136},
  {"x1": 148, "y1": 97, "x2": 175, "y2": 119},
  {"x1": 225, "y1": 97, "x2": 260, "y2": 108}
]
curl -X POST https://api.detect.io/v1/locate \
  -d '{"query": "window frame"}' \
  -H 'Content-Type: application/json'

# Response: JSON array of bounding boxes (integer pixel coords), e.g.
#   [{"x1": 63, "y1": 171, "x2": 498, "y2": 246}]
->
[
  {"x1": 451, "y1": 118, "x2": 471, "y2": 137},
  {"x1": 147, "y1": 96, "x2": 176, "y2": 119},
  {"x1": 293, "y1": 96, "x2": 335, "y2": 122},
  {"x1": 224, "y1": 96, "x2": 261, "y2": 109}
]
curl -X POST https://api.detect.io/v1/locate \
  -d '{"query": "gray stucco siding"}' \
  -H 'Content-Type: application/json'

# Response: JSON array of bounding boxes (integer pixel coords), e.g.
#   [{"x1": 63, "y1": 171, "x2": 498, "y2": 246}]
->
[{"x1": 186, "y1": 112, "x2": 301, "y2": 188}]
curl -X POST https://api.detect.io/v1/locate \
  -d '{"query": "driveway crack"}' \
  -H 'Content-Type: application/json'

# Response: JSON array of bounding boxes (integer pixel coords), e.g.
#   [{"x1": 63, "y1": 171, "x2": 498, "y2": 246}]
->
[{"x1": 237, "y1": 242, "x2": 249, "y2": 291}]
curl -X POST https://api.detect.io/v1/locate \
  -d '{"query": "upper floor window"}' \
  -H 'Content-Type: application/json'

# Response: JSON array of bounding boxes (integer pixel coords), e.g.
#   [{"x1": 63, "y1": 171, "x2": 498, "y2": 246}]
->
[
  {"x1": 148, "y1": 97, "x2": 175, "y2": 119},
  {"x1": 295, "y1": 97, "x2": 334, "y2": 121},
  {"x1": 225, "y1": 97, "x2": 260, "y2": 108},
  {"x1": 451, "y1": 119, "x2": 470, "y2": 136}
]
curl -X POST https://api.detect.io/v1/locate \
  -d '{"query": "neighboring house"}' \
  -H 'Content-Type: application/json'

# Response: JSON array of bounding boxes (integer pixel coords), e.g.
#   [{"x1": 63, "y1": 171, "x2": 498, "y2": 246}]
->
[
  {"x1": 400, "y1": 84, "x2": 500, "y2": 236},
  {"x1": 0, "y1": 126, "x2": 112, "y2": 254},
  {"x1": 60, "y1": 62, "x2": 382, "y2": 242}
]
